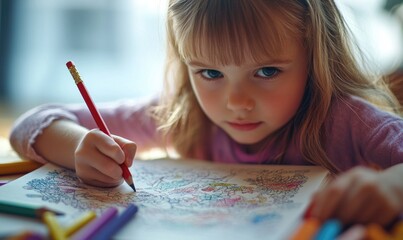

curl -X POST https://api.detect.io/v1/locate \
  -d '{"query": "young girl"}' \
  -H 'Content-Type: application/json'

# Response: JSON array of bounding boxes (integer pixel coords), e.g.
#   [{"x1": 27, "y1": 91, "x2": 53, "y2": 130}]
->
[{"x1": 9, "y1": 0, "x2": 403, "y2": 227}]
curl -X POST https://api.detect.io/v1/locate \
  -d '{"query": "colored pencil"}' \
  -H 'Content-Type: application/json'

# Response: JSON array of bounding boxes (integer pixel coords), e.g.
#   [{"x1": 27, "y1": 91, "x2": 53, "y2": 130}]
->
[
  {"x1": 0, "y1": 200, "x2": 64, "y2": 219},
  {"x1": 65, "y1": 211, "x2": 97, "y2": 237},
  {"x1": 42, "y1": 211, "x2": 66, "y2": 240},
  {"x1": 66, "y1": 61, "x2": 136, "y2": 192},
  {"x1": 314, "y1": 219, "x2": 342, "y2": 240},
  {"x1": 92, "y1": 204, "x2": 139, "y2": 240},
  {"x1": 71, "y1": 207, "x2": 118, "y2": 240}
]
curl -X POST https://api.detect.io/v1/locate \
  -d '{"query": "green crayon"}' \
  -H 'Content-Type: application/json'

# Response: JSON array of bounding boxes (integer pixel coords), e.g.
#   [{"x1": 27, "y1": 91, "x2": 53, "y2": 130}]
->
[{"x1": 0, "y1": 200, "x2": 64, "y2": 219}]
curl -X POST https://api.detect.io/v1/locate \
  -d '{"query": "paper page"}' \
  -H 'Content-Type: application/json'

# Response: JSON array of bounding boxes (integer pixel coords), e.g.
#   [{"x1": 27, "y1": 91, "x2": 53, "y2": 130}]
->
[{"x1": 0, "y1": 159, "x2": 328, "y2": 240}]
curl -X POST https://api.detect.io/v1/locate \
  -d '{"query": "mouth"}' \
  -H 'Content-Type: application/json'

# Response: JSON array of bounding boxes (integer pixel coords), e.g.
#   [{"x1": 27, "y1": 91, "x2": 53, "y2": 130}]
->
[{"x1": 226, "y1": 121, "x2": 262, "y2": 131}]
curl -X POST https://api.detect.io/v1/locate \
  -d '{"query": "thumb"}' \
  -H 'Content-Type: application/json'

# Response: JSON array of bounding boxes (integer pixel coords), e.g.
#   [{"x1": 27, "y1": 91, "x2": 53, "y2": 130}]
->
[{"x1": 112, "y1": 135, "x2": 137, "y2": 167}]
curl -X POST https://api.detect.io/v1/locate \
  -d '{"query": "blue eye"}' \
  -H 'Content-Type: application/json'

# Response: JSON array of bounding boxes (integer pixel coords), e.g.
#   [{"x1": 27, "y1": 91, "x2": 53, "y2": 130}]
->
[
  {"x1": 201, "y1": 69, "x2": 223, "y2": 79},
  {"x1": 256, "y1": 67, "x2": 279, "y2": 78}
]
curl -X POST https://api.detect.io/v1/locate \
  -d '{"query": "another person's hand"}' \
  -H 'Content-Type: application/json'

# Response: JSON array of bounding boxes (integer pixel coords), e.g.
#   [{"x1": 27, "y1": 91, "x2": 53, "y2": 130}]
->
[
  {"x1": 74, "y1": 129, "x2": 137, "y2": 187},
  {"x1": 310, "y1": 165, "x2": 403, "y2": 226}
]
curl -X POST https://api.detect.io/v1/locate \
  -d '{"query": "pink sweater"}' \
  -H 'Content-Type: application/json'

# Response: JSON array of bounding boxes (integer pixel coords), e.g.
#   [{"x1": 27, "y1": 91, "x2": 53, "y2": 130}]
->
[{"x1": 9, "y1": 96, "x2": 403, "y2": 171}]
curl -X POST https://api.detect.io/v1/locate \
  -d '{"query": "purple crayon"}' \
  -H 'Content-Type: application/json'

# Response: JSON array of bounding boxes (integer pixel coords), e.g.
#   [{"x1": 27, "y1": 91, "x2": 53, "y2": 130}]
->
[{"x1": 71, "y1": 207, "x2": 118, "y2": 240}]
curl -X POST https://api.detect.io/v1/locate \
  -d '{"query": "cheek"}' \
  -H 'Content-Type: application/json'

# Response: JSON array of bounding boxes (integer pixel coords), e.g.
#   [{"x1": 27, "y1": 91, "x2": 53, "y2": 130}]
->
[
  {"x1": 262, "y1": 77, "x2": 307, "y2": 122},
  {"x1": 190, "y1": 79, "x2": 223, "y2": 118}
]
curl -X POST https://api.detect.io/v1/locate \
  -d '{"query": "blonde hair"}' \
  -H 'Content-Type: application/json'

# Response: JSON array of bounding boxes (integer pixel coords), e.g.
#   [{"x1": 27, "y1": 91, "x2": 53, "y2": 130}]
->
[{"x1": 153, "y1": 0, "x2": 401, "y2": 173}]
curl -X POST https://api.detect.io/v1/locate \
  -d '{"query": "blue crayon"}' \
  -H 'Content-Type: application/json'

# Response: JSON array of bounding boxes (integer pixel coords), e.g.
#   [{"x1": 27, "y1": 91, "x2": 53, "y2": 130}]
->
[
  {"x1": 314, "y1": 219, "x2": 342, "y2": 240},
  {"x1": 92, "y1": 204, "x2": 139, "y2": 240}
]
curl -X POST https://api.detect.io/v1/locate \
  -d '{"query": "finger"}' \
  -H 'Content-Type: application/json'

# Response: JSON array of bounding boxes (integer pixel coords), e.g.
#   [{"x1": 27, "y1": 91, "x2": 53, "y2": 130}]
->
[
  {"x1": 91, "y1": 130, "x2": 125, "y2": 165},
  {"x1": 75, "y1": 132, "x2": 124, "y2": 180},
  {"x1": 311, "y1": 176, "x2": 350, "y2": 221},
  {"x1": 112, "y1": 135, "x2": 137, "y2": 167},
  {"x1": 76, "y1": 150, "x2": 123, "y2": 180},
  {"x1": 93, "y1": 152, "x2": 124, "y2": 179},
  {"x1": 122, "y1": 143, "x2": 136, "y2": 167},
  {"x1": 354, "y1": 202, "x2": 395, "y2": 226},
  {"x1": 337, "y1": 194, "x2": 368, "y2": 225},
  {"x1": 350, "y1": 196, "x2": 379, "y2": 224},
  {"x1": 84, "y1": 178, "x2": 123, "y2": 188},
  {"x1": 372, "y1": 198, "x2": 401, "y2": 226},
  {"x1": 336, "y1": 171, "x2": 376, "y2": 223},
  {"x1": 76, "y1": 164, "x2": 123, "y2": 187}
]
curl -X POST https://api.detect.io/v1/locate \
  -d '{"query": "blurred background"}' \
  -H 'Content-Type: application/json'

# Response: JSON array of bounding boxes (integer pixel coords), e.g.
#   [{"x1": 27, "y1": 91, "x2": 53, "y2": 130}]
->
[
  {"x1": 0, "y1": 0, "x2": 167, "y2": 136},
  {"x1": 0, "y1": 0, "x2": 402, "y2": 137}
]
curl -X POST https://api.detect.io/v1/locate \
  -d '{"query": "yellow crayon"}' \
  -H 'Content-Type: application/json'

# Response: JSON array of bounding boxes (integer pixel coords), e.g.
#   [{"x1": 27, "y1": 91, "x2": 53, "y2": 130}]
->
[
  {"x1": 365, "y1": 224, "x2": 391, "y2": 240},
  {"x1": 42, "y1": 211, "x2": 66, "y2": 240},
  {"x1": 65, "y1": 211, "x2": 97, "y2": 237},
  {"x1": 289, "y1": 218, "x2": 320, "y2": 240}
]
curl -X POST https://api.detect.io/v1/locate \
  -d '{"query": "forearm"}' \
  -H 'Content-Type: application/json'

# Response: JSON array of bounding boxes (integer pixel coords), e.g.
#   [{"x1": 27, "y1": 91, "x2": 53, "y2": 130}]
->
[{"x1": 33, "y1": 120, "x2": 88, "y2": 170}]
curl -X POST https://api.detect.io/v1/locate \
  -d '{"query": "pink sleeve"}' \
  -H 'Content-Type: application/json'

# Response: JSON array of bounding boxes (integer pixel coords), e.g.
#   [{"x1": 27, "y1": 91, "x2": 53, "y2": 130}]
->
[{"x1": 9, "y1": 97, "x2": 162, "y2": 163}]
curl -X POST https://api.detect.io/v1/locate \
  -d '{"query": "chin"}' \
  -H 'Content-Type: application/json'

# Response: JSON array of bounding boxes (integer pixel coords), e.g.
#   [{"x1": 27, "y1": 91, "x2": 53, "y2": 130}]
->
[
  {"x1": 221, "y1": 127, "x2": 271, "y2": 145},
  {"x1": 230, "y1": 135, "x2": 267, "y2": 145}
]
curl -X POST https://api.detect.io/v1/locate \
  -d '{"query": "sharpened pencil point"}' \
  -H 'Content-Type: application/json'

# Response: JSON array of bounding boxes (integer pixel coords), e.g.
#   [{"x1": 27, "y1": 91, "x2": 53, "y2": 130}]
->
[
  {"x1": 129, "y1": 184, "x2": 136, "y2": 192},
  {"x1": 123, "y1": 171, "x2": 136, "y2": 192}
]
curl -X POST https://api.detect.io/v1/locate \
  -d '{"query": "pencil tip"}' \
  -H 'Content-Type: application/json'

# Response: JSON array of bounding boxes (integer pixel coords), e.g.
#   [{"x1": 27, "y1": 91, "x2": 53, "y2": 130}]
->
[
  {"x1": 39, "y1": 208, "x2": 65, "y2": 217},
  {"x1": 55, "y1": 211, "x2": 65, "y2": 216},
  {"x1": 124, "y1": 176, "x2": 136, "y2": 192},
  {"x1": 130, "y1": 184, "x2": 136, "y2": 192}
]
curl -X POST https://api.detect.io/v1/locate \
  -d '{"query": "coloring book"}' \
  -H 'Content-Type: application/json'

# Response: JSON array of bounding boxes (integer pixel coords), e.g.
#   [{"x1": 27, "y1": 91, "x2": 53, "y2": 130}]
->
[{"x1": 0, "y1": 159, "x2": 329, "y2": 239}]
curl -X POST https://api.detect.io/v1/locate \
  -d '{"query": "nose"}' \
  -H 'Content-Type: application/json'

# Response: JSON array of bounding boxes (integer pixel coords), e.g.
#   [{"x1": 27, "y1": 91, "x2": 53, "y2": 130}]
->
[{"x1": 226, "y1": 87, "x2": 255, "y2": 112}]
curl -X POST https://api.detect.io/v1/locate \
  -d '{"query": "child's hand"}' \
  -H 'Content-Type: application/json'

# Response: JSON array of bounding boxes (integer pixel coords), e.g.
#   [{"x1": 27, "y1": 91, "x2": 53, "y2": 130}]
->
[
  {"x1": 310, "y1": 165, "x2": 403, "y2": 226},
  {"x1": 74, "y1": 129, "x2": 137, "y2": 187}
]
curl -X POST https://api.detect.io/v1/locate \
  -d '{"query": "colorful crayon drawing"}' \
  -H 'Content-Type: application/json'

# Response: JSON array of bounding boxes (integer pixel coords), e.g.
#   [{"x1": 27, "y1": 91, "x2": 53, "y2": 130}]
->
[
  {"x1": 0, "y1": 159, "x2": 329, "y2": 239},
  {"x1": 21, "y1": 160, "x2": 315, "y2": 228}
]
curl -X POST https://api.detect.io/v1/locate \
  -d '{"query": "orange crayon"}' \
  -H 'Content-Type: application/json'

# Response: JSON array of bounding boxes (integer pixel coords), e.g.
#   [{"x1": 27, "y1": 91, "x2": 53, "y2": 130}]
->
[
  {"x1": 289, "y1": 218, "x2": 320, "y2": 240},
  {"x1": 391, "y1": 221, "x2": 403, "y2": 239},
  {"x1": 366, "y1": 224, "x2": 391, "y2": 240}
]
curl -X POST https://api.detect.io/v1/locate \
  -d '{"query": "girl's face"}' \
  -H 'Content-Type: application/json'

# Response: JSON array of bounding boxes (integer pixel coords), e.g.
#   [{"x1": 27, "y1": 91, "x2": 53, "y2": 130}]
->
[{"x1": 186, "y1": 37, "x2": 308, "y2": 148}]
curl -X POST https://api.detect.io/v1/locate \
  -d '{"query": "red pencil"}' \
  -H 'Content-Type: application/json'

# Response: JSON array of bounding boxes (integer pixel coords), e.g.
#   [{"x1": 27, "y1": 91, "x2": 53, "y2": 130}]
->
[{"x1": 66, "y1": 61, "x2": 136, "y2": 192}]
